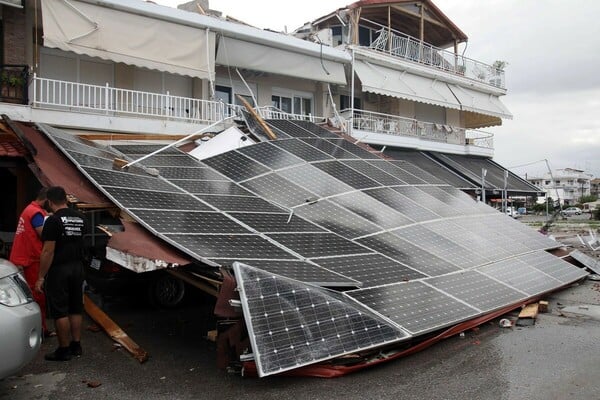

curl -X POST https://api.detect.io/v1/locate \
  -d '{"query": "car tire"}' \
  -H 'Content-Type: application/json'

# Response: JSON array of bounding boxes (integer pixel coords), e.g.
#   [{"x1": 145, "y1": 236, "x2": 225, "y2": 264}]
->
[{"x1": 147, "y1": 273, "x2": 185, "y2": 308}]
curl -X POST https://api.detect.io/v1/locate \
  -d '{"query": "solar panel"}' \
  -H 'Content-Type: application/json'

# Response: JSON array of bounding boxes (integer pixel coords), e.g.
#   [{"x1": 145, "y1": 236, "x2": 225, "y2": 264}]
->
[
  {"x1": 288, "y1": 120, "x2": 340, "y2": 138},
  {"x1": 477, "y1": 258, "x2": 561, "y2": 296},
  {"x1": 272, "y1": 139, "x2": 333, "y2": 162},
  {"x1": 294, "y1": 200, "x2": 381, "y2": 239},
  {"x1": 156, "y1": 166, "x2": 227, "y2": 180},
  {"x1": 203, "y1": 151, "x2": 270, "y2": 182},
  {"x1": 266, "y1": 119, "x2": 317, "y2": 138},
  {"x1": 228, "y1": 212, "x2": 325, "y2": 233},
  {"x1": 366, "y1": 160, "x2": 427, "y2": 184},
  {"x1": 234, "y1": 262, "x2": 406, "y2": 377},
  {"x1": 195, "y1": 195, "x2": 284, "y2": 213},
  {"x1": 103, "y1": 186, "x2": 211, "y2": 211},
  {"x1": 331, "y1": 191, "x2": 413, "y2": 229},
  {"x1": 213, "y1": 259, "x2": 359, "y2": 287},
  {"x1": 38, "y1": 121, "x2": 589, "y2": 378},
  {"x1": 314, "y1": 254, "x2": 426, "y2": 287},
  {"x1": 326, "y1": 139, "x2": 381, "y2": 159},
  {"x1": 168, "y1": 234, "x2": 296, "y2": 259},
  {"x1": 136, "y1": 155, "x2": 201, "y2": 167},
  {"x1": 364, "y1": 187, "x2": 440, "y2": 222},
  {"x1": 357, "y1": 232, "x2": 461, "y2": 277},
  {"x1": 236, "y1": 142, "x2": 304, "y2": 170},
  {"x1": 241, "y1": 174, "x2": 316, "y2": 208},
  {"x1": 269, "y1": 233, "x2": 373, "y2": 258},
  {"x1": 112, "y1": 144, "x2": 181, "y2": 155},
  {"x1": 277, "y1": 164, "x2": 352, "y2": 197},
  {"x1": 341, "y1": 160, "x2": 408, "y2": 186},
  {"x1": 392, "y1": 225, "x2": 486, "y2": 268},
  {"x1": 518, "y1": 251, "x2": 588, "y2": 284},
  {"x1": 83, "y1": 167, "x2": 180, "y2": 193},
  {"x1": 392, "y1": 186, "x2": 458, "y2": 218},
  {"x1": 128, "y1": 210, "x2": 250, "y2": 234},
  {"x1": 426, "y1": 270, "x2": 526, "y2": 312},
  {"x1": 168, "y1": 179, "x2": 254, "y2": 196},
  {"x1": 569, "y1": 250, "x2": 600, "y2": 274},
  {"x1": 389, "y1": 160, "x2": 447, "y2": 185},
  {"x1": 313, "y1": 161, "x2": 381, "y2": 190},
  {"x1": 345, "y1": 282, "x2": 479, "y2": 335},
  {"x1": 299, "y1": 138, "x2": 359, "y2": 159}
]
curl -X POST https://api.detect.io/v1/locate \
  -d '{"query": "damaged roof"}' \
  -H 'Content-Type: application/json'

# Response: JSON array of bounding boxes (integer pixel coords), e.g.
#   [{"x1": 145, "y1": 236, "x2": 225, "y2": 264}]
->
[{"x1": 35, "y1": 120, "x2": 586, "y2": 377}]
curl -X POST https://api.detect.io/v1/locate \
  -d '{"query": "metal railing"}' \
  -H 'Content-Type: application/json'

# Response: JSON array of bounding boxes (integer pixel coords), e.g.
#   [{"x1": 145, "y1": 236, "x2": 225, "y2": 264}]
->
[
  {"x1": 1, "y1": 65, "x2": 29, "y2": 105},
  {"x1": 256, "y1": 106, "x2": 326, "y2": 123},
  {"x1": 340, "y1": 108, "x2": 494, "y2": 149},
  {"x1": 368, "y1": 28, "x2": 505, "y2": 89},
  {"x1": 32, "y1": 74, "x2": 236, "y2": 124}
]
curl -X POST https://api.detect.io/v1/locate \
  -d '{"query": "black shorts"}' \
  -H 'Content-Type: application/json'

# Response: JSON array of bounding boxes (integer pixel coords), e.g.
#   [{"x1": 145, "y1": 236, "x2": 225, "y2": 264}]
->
[{"x1": 45, "y1": 261, "x2": 84, "y2": 319}]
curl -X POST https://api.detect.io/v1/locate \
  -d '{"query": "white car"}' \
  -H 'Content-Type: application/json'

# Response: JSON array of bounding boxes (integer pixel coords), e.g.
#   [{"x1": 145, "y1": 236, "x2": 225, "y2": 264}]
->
[
  {"x1": 562, "y1": 207, "x2": 582, "y2": 216},
  {"x1": 0, "y1": 259, "x2": 42, "y2": 379}
]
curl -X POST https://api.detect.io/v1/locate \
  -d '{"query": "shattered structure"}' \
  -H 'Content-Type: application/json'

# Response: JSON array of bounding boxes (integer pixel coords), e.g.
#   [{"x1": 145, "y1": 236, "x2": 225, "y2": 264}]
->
[{"x1": 36, "y1": 119, "x2": 586, "y2": 376}]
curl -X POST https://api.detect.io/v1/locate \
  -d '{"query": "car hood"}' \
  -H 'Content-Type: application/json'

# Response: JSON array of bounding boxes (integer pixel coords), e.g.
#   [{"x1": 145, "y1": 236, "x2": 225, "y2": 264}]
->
[{"x1": 0, "y1": 258, "x2": 19, "y2": 279}]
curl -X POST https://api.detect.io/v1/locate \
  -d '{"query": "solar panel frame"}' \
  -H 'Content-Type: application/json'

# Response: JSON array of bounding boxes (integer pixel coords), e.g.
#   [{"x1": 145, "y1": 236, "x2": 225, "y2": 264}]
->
[{"x1": 233, "y1": 262, "x2": 407, "y2": 377}]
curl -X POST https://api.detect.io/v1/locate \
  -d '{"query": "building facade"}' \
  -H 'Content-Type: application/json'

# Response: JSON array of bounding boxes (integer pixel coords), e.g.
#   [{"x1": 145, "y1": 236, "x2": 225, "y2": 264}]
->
[{"x1": 528, "y1": 168, "x2": 593, "y2": 205}]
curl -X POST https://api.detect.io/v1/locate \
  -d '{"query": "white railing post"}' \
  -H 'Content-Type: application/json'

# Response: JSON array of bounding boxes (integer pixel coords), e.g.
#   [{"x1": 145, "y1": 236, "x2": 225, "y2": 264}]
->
[
  {"x1": 166, "y1": 91, "x2": 171, "y2": 118},
  {"x1": 32, "y1": 73, "x2": 37, "y2": 107},
  {"x1": 105, "y1": 83, "x2": 109, "y2": 114}
]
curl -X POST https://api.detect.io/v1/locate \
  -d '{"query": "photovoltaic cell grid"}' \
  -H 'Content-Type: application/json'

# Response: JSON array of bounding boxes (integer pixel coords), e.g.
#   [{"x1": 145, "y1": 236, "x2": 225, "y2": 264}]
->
[
  {"x1": 234, "y1": 262, "x2": 406, "y2": 376},
  {"x1": 38, "y1": 122, "x2": 587, "y2": 378}
]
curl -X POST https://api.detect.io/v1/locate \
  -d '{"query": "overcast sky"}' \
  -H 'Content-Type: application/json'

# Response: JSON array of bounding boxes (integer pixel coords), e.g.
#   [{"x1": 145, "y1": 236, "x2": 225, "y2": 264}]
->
[{"x1": 153, "y1": 0, "x2": 600, "y2": 178}]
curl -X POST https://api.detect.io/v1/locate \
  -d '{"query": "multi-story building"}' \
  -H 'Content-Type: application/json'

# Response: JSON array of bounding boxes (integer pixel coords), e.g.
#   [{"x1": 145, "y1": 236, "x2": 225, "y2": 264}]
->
[
  {"x1": 528, "y1": 168, "x2": 593, "y2": 205},
  {"x1": 1, "y1": 0, "x2": 538, "y2": 216}
]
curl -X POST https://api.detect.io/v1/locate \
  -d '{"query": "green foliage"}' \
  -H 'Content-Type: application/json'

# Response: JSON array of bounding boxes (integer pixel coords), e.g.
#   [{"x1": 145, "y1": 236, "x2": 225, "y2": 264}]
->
[{"x1": 579, "y1": 195, "x2": 598, "y2": 204}]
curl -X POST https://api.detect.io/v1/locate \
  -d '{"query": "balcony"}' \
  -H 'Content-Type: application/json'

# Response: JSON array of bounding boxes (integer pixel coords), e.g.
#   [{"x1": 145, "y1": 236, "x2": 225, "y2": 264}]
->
[
  {"x1": 367, "y1": 28, "x2": 505, "y2": 89},
  {"x1": 31, "y1": 75, "x2": 236, "y2": 125},
  {"x1": 337, "y1": 109, "x2": 494, "y2": 154}
]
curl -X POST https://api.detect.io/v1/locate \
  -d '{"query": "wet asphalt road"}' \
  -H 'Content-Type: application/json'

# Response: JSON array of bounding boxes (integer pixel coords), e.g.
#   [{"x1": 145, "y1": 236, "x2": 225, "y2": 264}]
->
[{"x1": 2, "y1": 277, "x2": 599, "y2": 400}]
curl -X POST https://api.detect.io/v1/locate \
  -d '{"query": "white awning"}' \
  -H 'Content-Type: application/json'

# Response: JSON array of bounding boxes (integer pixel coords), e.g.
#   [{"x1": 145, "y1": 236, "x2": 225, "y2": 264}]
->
[
  {"x1": 0, "y1": 0, "x2": 22, "y2": 8},
  {"x1": 353, "y1": 60, "x2": 461, "y2": 110},
  {"x1": 41, "y1": 0, "x2": 215, "y2": 79},
  {"x1": 216, "y1": 37, "x2": 347, "y2": 85},
  {"x1": 448, "y1": 84, "x2": 512, "y2": 119}
]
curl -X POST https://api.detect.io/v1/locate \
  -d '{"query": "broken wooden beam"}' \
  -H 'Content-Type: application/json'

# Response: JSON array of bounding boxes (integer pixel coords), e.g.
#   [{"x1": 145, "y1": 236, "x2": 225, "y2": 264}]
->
[
  {"x1": 84, "y1": 294, "x2": 149, "y2": 363},
  {"x1": 236, "y1": 94, "x2": 277, "y2": 140}
]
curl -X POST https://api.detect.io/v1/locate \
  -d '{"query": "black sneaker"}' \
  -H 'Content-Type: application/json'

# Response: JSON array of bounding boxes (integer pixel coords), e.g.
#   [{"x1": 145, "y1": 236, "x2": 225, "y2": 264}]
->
[
  {"x1": 45, "y1": 347, "x2": 72, "y2": 361},
  {"x1": 69, "y1": 341, "x2": 82, "y2": 357}
]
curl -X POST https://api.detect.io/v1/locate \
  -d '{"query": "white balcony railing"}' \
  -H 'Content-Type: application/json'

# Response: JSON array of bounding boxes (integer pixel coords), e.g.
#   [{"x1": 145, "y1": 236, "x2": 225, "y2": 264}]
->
[
  {"x1": 368, "y1": 28, "x2": 506, "y2": 89},
  {"x1": 339, "y1": 109, "x2": 494, "y2": 149},
  {"x1": 256, "y1": 106, "x2": 326, "y2": 124},
  {"x1": 31, "y1": 74, "x2": 236, "y2": 124}
]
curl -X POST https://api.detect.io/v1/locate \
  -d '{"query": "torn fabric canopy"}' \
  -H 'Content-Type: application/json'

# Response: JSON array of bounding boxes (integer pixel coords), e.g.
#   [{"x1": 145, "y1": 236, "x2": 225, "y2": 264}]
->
[{"x1": 41, "y1": 0, "x2": 215, "y2": 79}]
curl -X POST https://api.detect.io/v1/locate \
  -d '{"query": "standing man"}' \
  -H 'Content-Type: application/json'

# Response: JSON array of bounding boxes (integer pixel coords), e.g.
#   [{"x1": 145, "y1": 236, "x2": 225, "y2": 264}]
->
[
  {"x1": 35, "y1": 186, "x2": 87, "y2": 361},
  {"x1": 9, "y1": 187, "x2": 52, "y2": 337}
]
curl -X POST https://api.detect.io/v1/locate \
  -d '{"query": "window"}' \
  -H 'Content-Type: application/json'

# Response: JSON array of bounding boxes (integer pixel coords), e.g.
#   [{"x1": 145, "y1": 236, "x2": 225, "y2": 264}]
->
[
  {"x1": 544, "y1": 180, "x2": 551, "y2": 185},
  {"x1": 357, "y1": 25, "x2": 381, "y2": 47},
  {"x1": 215, "y1": 85, "x2": 232, "y2": 105},
  {"x1": 331, "y1": 26, "x2": 343, "y2": 46},
  {"x1": 340, "y1": 95, "x2": 361, "y2": 110},
  {"x1": 272, "y1": 91, "x2": 313, "y2": 116}
]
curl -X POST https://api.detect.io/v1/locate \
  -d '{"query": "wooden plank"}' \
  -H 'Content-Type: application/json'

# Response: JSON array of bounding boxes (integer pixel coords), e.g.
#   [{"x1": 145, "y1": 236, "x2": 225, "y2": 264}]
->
[
  {"x1": 518, "y1": 303, "x2": 539, "y2": 319},
  {"x1": 236, "y1": 95, "x2": 277, "y2": 140},
  {"x1": 84, "y1": 294, "x2": 149, "y2": 363}
]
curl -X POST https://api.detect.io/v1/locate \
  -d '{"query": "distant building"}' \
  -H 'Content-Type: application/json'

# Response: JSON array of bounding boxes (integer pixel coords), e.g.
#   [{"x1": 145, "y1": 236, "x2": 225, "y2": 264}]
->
[
  {"x1": 528, "y1": 168, "x2": 593, "y2": 205},
  {"x1": 591, "y1": 178, "x2": 600, "y2": 197}
]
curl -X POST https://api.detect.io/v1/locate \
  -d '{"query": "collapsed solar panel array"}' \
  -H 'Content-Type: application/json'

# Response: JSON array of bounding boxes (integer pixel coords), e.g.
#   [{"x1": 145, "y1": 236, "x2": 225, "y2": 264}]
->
[{"x1": 37, "y1": 120, "x2": 587, "y2": 377}]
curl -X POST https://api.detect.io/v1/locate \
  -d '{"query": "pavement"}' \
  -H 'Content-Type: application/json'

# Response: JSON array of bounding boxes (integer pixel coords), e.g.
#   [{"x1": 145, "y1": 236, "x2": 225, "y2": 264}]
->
[{"x1": 1, "y1": 272, "x2": 599, "y2": 400}]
